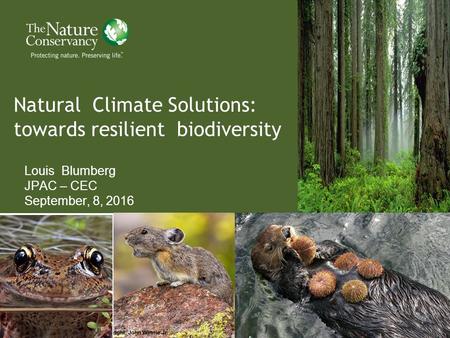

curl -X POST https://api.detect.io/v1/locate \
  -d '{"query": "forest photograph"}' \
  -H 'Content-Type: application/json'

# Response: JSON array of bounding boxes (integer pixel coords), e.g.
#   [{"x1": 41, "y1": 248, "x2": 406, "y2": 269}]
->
[{"x1": 297, "y1": 0, "x2": 450, "y2": 211}]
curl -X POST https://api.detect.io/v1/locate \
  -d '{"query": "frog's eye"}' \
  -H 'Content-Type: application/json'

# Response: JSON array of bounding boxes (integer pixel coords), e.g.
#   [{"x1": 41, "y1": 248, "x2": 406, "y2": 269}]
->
[
  {"x1": 14, "y1": 245, "x2": 34, "y2": 273},
  {"x1": 165, "y1": 228, "x2": 185, "y2": 244},
  {"x1": 83, "y1": 247, "x2": 104, "y2": 275},
  {"x1": 141, "y1": 229, "x2": 148, "y2": 235}
]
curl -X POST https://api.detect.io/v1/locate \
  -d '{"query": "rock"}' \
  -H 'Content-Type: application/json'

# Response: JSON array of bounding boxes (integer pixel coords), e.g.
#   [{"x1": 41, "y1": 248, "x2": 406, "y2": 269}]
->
[{"x1": 114, "y1": 284, "x2": 234, "y2": 338}]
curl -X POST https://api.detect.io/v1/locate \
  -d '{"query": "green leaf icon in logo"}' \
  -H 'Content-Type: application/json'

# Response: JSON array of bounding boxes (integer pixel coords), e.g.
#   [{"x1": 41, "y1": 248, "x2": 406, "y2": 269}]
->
[{"x1": 103, "y1": 18, "x2": 128, "y2": 46}]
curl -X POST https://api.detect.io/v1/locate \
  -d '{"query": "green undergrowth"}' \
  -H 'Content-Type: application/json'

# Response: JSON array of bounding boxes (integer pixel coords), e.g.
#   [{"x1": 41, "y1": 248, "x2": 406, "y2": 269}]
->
[{"x1": 298, "y1": 151, "x2": 450, "y2": 212}]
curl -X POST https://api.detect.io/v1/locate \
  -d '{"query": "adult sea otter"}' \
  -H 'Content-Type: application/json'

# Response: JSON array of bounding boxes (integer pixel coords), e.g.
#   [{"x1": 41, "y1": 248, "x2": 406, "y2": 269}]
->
[{"x1": 251, "y1": 224, "x2": 450, "y2": 338}]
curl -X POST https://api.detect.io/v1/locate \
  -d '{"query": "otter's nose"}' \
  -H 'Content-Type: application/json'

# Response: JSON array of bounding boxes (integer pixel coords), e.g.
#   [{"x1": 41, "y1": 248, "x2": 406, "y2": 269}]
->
[{"x1": 282, "y1": 227, "x2": 291, "y2": 239}]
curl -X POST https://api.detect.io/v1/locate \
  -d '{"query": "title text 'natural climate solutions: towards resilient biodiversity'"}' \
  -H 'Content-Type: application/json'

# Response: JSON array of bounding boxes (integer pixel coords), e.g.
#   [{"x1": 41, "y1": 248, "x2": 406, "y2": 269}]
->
[{"x1": 14, "y1": 120, "x2": 282, "y2": 141}]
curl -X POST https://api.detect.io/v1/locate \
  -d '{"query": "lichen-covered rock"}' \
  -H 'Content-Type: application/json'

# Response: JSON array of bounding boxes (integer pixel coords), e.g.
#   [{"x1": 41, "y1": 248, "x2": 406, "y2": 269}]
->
[{"x1": 114, "y1": 284, "x2": 234, "y2": 338}]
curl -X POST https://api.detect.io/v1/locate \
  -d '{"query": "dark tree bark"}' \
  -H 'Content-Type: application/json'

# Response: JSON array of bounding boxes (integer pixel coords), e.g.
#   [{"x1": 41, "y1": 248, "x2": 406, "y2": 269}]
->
[
  {"x1": 345, "y1": 0, "x2": 352, "y2": 147},
  {"x1": 412, "y1": 29, "x2": 425, "y2": 160},
  {"x1": 314, "y1": 0, "x2": 335, "y2": 185},
  {"x1": 363, "y1": 0, "x2": 373, "y2": 157},
  {"x1": 351, "y1": 0, "x2": 358, "y2": 150},
  {"x1": 413, "y1": 91, "x2": 420, "y2": 158},
  {"x1": 356, "y1": 0, "x2": 362, "y2": 153},
  {"x1": 416, "y1": 0, "x2": 450, "y2": 203},
  {"x1": 374, "y1": 0, "x2": 386, "y2": 163},
  {"x1": 445, "y1": 0, "x2": 450, "y2": 161},
  {"x1": 392, "y1": 20, "x2": 399, "y2": 157},
  {"x1": 304, "y1": 0, "x2": 314, "y2": 143},
  {"x1": 337, "y1": 0, "x2": 346, "y2": 174},
  {"x1": 398, "y1": 42, "x2": 403, "y2": 151},
  {"x1": 412, "y1": 29, "x2": 427, "y2": 103},
  {"x1": 413, "y1": 29, "x2": 426, "y2": 158},
  {"x1": 298, "y1": 0, "x2": 305, "y2": 178},
  {"x1": 407, "y1": 0, "x2": 414, "y2": 125},
  {"x1": 406, "y1": 0, "x2": 417, "y2": 154}
]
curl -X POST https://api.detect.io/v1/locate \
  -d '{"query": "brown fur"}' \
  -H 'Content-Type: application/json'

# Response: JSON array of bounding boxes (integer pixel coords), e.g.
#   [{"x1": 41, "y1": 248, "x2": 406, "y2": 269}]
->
[
  {"x1": 251, "y1": 225, "x2": 296, "y2": 281},
  {"x1": 126, "y1": 225, "x2": 233, "y2": 305}
]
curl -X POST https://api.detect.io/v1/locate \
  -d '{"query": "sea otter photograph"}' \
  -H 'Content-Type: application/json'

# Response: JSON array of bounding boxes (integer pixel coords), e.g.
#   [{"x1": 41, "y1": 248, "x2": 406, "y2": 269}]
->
[{"x1": 236, "y1": 213, "x2": 450, "y2": 337}]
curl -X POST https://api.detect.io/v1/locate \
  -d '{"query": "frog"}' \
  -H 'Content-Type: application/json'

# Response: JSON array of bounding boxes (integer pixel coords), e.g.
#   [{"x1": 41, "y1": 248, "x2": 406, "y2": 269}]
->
[{"x1": 0, "y1": 244, "x2": 112, "y2": 338}]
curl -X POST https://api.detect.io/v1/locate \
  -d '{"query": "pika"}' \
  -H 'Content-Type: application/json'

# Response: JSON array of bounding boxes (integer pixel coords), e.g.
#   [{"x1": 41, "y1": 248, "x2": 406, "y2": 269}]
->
[{"x1": 125, "y1": 225, "x2": 233, "y2": 305}]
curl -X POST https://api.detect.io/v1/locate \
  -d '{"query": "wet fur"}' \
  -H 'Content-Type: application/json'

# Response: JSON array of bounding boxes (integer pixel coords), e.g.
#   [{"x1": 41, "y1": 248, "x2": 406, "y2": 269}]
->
[
  {"x1": 275, "y1": 243, "x2": 450, "y2": 338},
  {"x1": 251, "y1": 225, "x2": 450, "y2": 338}
]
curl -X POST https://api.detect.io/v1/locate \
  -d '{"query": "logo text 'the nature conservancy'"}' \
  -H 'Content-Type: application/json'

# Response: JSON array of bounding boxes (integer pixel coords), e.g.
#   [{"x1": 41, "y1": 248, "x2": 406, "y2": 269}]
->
[{"x1": 25, "y1": 20, "x2": 128, "y2": 51}]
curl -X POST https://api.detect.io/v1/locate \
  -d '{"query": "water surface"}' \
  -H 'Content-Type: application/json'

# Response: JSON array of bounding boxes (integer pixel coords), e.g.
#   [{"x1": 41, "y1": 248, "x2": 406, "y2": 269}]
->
[{"x1": 236, "y1": 213, "x2": 450, "y2": 337}]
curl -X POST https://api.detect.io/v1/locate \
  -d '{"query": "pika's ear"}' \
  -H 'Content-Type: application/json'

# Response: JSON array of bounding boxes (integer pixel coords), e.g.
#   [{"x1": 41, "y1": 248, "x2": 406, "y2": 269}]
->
[{"x1": 164, "y1": 228, "x2": 185, "y2": 244}]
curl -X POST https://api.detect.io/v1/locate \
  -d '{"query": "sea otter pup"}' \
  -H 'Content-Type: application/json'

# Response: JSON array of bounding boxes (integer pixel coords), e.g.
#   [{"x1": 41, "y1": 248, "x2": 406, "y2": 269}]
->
[{"x1": 251, "y1": 225, "x2": 450, "y2": 337}]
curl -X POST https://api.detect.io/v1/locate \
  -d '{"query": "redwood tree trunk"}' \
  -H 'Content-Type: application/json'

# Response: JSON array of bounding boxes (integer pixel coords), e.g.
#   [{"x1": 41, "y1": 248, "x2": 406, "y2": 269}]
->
[
  {"x1": 407, "y1": 0, "x2": 414, "y2": 136},
  {"x1": 298, "y1": 0, "x2": 305, "y2": 178},
  {"x1": 337, "y1": 0, "x2": 346, "y2": 174},
  {"x1": 356, "y1": 0, "x2": 362, "y2": 153},
  {"x1": 416, "y1": 0, "x2": 450, "y2": 203},
  {"x1": 413, "y1": 91, "x2": 420, "y2": 158},
  {"x1": 304, "y1": 0, "x2": 313, "y2": 142},
  {"x1": 351, "y1": 0, "x2": 358, "y2": 150},
  {"x1": 364, "y1": 0, "x2": 373, "y2": 157},
  {"x1": 314, "y1": 0, "x2": 335, "y2": 185},
  {"x1": 374, "y1": 0, "x2": 386, "y2": 163},
  {"x1": 392, "y1": 23, "x2": 399, "y2": 157},
  {"x1": 398, "y1": 42, "x2": 403, "y2": 152}
]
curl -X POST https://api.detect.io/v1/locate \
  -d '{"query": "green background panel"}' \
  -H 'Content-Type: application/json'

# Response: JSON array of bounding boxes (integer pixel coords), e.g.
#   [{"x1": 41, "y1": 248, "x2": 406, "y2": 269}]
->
[{"x1": 0, "y1": 0, "x2": 297, "y2": 212}]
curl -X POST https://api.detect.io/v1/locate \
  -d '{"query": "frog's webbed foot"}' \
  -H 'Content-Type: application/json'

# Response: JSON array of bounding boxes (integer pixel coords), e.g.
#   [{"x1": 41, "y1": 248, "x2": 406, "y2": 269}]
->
[
  {"x1": 156, "y1": 280, "x2": 170, "y2": 286},
  {"x1": 170, "y1": 281, "x2": 186, "y2": 288}
]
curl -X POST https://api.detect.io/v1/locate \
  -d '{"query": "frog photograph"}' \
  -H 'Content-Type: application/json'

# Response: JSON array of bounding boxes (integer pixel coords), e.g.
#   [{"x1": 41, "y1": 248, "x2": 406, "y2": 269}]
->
[
  {"x1": 113, "y1": 213, "x2": 235, "y2": 338},
  {"x1": 0, "y1": 215, "x2": 112, "y2": 338},
  {"x1": 236, "y1": 213, "x2": 450, "y2": 337}
]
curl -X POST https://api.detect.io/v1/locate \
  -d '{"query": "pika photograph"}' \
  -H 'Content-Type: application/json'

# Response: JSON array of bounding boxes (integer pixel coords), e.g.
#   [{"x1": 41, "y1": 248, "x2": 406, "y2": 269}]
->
[
  {"x1": 236, "y1": 213, "x2": 450, "y2": 337},
  {"x1": 114, "y1": 213, "x2": 235, "y2": 338},
  {"x1": 0, "y1": 215, "x2": 112, "y2": 338}
]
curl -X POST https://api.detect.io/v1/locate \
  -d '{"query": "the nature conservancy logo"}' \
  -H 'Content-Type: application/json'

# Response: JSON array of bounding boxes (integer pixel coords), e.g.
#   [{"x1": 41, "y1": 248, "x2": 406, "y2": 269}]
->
[
  {"x1": 26, "y1": 22, "x2": 99, "y2": 50},
  {"x1": 25, "y1": 19, "x2": 128, "y2": 60},
  {"x1": 103, "y1": 19, "x2": 128, "y2": 46}
]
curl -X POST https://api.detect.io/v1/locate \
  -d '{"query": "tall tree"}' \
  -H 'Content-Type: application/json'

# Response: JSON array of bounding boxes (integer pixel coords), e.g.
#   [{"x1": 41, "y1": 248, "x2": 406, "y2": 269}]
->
[
  {"x1": 392, "y1": 10, "x2": 399, "y2": 156},
  {"x1": 356, "y1": 0, "x2": 362, "y2": 153},
  {"x1": 413, "y1": 89, "x2": 420, "y2": 157},
  {"x1": 345, "y1": 0, "x2": 352, "y2": 145},
  {"x1": 406, "y1": 0, "x2": 415, "y2": 147},
  {"x1": 416, "y1": 0, "x2": 450, "y2": 203},
  {"x1": 304, "y1": 0, "x2": 314, "y2": 142},
  {"x1": 298, "y1": 0, "x2": 305, "y2": 178},
  {"x1": 398, "y1": 34, "x2": 403, "y2": 152},
  {"x1": 350, "y1": 0, "x2": 360, "y2": 150},
  {"x1": 337, "y1": 0, "x2": 346, "y2": 174},
  {"x1": 447, "y1": 0, "x2": 450, "y2": 110},
  {"x1": 374, "y1": 0, "x2": 386, "y2": 163},
  {"x1": 363, "y1": 0, "x2": 374, "y2": 157},
  {"x1": 314, "y1": 0, "x2": 335, "y2": 185},
  {"x1": 413, "y1": 29, "x2": 426, "y2": 157}
]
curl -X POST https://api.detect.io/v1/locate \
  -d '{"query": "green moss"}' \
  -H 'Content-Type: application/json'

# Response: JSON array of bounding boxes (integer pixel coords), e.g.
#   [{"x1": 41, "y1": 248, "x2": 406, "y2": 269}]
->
[{"x1": 170, "y1": 309, "x2": 233, "y2": 338}]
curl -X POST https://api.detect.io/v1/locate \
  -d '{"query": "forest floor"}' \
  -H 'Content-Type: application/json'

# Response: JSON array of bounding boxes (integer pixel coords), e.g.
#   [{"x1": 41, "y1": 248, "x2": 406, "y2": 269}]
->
[{"x1": 297, "y1": 149, "x2": 450, "y2": 212}]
